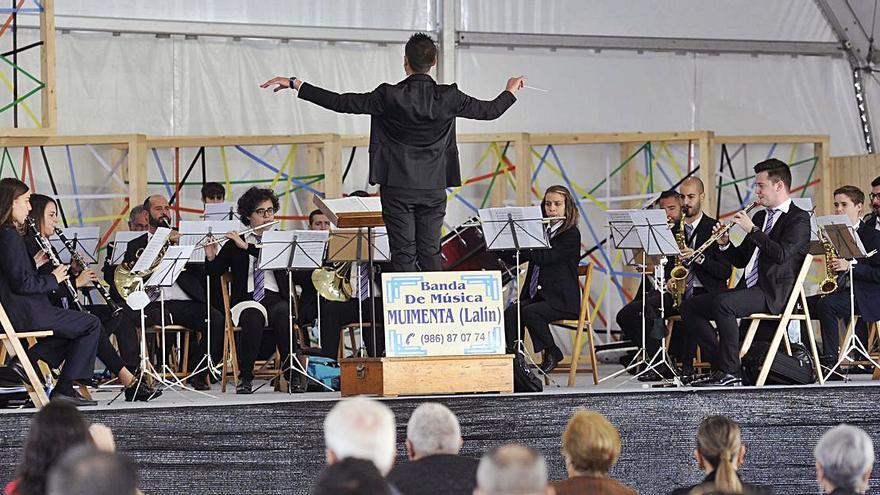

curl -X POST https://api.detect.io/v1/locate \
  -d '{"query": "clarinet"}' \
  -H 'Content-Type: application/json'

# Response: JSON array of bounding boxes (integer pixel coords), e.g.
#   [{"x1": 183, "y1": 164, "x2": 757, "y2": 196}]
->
[
  {"x1": 24, "y1": 217, "x2": 86, "y2": 313},
  {"x1": 54, "y1": 228, "x2": 122, "y2": 316}
]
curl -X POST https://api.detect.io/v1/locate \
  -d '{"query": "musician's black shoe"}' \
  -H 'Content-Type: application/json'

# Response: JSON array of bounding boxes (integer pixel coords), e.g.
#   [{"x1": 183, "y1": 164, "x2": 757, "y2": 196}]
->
[
  {"x1": 50, "y1": 388, "x2": 97, "y2": 407},
  {"x1": 691, "y1": 370, "x2": 741, "y2": 387},
  {"x1": 539, "y1": 348, "x2": 563, "y2": 375},
  {"x1": 236, "y1": 378, "x2": 253, "y2": 395},
  {"x1": 637, "y1": 366, "x2": 676, "y2": 382},
  {"x1": 124, "y1": 377, "x2": 161, "y2": 402},
  {"x1": 678, "y1": 366, "x2": 703, "y2": 385},
  {"x1": 5, "y1": 357, "x2": 30, "y2": 385},
  {"x1": 188, "y1": 375, "x2": 210, "y2": 391},
  {"x1": 76, "y1": 378, "x2": 99, "y2": 388}
]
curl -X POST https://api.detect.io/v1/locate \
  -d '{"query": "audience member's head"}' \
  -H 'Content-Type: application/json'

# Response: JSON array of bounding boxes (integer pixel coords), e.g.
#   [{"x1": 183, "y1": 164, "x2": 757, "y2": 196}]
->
[
  {"x1": 561, "y1": 409, "x2": 621, "y2": 478},
  {"x1": 814, "y1": 424, "x2": 874, "y2": 494},
  {"x1": 693, "y1": 416, "x2": 745, "y2": 494},
  {"x1": 475, "y1": 444, "x2": 551, "y2": 495},
  {"x1": 405, "y1": 402, "x2": 462, "y2": 461},
  {"x1": 16, "y1": 402, "x2": 93, "y2": 495},
  {"x1": 311, "y1": 457, "x2": 392, "y2": 495},
  {"x1": 324, "y1": 397, "x2": 396, "y2": 476},
  {"x1": 46, "y1": 446, "x2": 138, "y2": 495}
]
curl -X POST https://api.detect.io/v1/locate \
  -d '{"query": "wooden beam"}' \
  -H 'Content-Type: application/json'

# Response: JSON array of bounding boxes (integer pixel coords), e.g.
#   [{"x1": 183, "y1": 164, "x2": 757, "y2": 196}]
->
[
  {"x1": 0, "y1": 134, "x2": 141, "y2": 147},
  {"x1": 40, "y1": 0, "x2": 57, "y2": 131},
  {"x1": 128, "y1": 135, "x2": 148, "y2": 208},
  {"x1": 146, "y1": 134, "x2": 338, "y2": 148},
  {"x1": 699, "y1": 132, "x2": 716, "y2": 216},
  {"x1": 715, "y1": 134, "x2": 829, "y2": 145},
  {"x1": 322, "y1": 136, "x2": 342, "y2": 199},
  {"x1": 529, "y1": 131, "x2": 712, "y2": 146},
  {"x1": 815, "y1": 139, "x2": 831, "y2": 215},
  {"x1": 515, "y1": 133, "x2": 531, "y2": 206}
]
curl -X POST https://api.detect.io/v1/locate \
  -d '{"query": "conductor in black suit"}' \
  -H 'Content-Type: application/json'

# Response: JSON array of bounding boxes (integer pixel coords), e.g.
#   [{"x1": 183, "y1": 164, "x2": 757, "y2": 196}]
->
[
  {"x1": 261, "y1": 33, "x2": 524, "y2": 272},
  {"x1": 679, "y1": 159, "x2": 811, "y2": 387}
]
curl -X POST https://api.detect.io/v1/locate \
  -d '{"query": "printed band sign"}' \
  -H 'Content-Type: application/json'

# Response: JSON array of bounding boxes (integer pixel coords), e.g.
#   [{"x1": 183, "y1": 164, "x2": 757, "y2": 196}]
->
[{"x1": 382, "y1": 271, "x2": 505, "y2": 357}]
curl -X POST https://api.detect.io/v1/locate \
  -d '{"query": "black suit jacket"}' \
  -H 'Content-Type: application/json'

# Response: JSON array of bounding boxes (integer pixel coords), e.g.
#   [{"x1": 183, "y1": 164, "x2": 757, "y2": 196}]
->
[
  {"x1": 686, "y1": 213, "x2": 733, "y2": 293},
  {"x1": 204, "y1": 238, "x2": 293, "y2": 307},
  {"x1": 387, "y1": 454, "x2": 479, "y2": 495},
  {"x1": 0, "y1": 225, "x2": 62, "y2": 330},
  {"x1": 24, "y1": 238, "x2": 75, "y2": 309},
  {"x1": 721, "y1": 203, "x2": 811, "y2": 314},
  {"x1": 298, "y1": 75, "x2": 516, "y2": 189},
  {"x1": 851, "y1": 221, "x2": 880, "y2": 322},
  {"x1": 522, "y1": 226, "x2": 581, "y2": 315},
  {"x1": 124, "y1": 233, "x2": 207, "y2": 303}
]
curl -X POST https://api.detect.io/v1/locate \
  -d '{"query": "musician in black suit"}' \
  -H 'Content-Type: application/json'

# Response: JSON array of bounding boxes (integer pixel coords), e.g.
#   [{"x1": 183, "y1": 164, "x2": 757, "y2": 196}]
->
[
  {"x1": 0, "y1": 178, "x2": 100, "y2": 406},
  {"x1": 261, "y1": 33, "x2": 524, "y2": 272},
  {"x1": 805, "y1": 186, "x2": 880, "y2": 366},
  {"x1": 867, "y1": 175, "x2": 880, "y2": 232},
  {"x1": 503, "y1": 185, "x2": 581, "y2": 374},
  {"x1": 123, "y1": 194, "x2": 224, "y2": 390},
  {"x1": 206, "y1": 187, "x2": 304, "y2": 394},
  {"x1": 680, "y1": 159, "x2": 811, "y2": 386},
  {"x1": 103, "y1": 205, "x2": 149, "y2": 304},
  {"x1": 25, "y1": 194, "x2": 157, "y2": 401}
]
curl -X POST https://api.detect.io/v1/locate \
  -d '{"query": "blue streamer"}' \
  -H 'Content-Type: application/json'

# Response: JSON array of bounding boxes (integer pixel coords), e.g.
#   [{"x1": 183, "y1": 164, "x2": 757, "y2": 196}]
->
[
  {"x1": 151, "y1": 149, "x2": 174, "y2": 199},
  {"x1": 234, "y1": 145, "x2": 323, "y2": 197},
  {"x1": 446, "y1": 188, "x2": 479, "y2": 213},
  {"x1": 64, "y1": 146, "x2": 84, "y2": 226}
]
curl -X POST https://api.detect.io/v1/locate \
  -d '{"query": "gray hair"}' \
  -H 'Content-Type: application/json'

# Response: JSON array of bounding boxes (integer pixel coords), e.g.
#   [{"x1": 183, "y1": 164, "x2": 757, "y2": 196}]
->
[
  {"x1": 324, "y1": 398, "x2": 396, "y2": 476},
  {"x1": 406, "y1": 403, "x2": 462, "y2": 457},
  {"x1": 128, "y1": 205, "x2": 145, "y2": 224},
  {"x1": 814, "y1": 424, "x2": 874, "y2": 492},
  {"x1": 477, "y1": 444, "x2": 547, "y2": 495}
]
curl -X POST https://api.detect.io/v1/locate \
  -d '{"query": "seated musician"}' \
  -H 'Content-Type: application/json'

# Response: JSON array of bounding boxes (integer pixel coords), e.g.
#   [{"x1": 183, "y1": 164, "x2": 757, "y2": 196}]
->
[
  {"x1": 201, "y1": 182, "x2": 226, "y2": 205},
  {"x1": 679, "y1": 159, "x2": 811, "y2": 387},
  {"x1": 24, "y1": 194, "x2": 158, "y2": 401},
  {"x1": 205, "y1": 187, "x2": 301, "y2": 394},
  {"x1": 122, "y1": 194, "x2": 225, "y2": 391},
  {"x1": 0, "y1": 178, "x2": 100, "y2": 406},
  {"x1": 805, "y1": 185, "x2": 880, "y2": 368},
  {"x1": 503, "y1": 185, "x2": 581, "y2": 374},
  {"x1": 867, "y1": 176, "x2": 880, "y2": 232},
  {"x1": 103, "y1": 206, "x2": 149, "y2": 303}
]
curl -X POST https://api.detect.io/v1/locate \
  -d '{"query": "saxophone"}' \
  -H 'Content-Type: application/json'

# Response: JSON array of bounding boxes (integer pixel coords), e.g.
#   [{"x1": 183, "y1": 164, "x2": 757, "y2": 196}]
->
[
  {"x1": 669, "y1": 215, "x2": 688, "y2": 307},
  {"x1": 818, "y1": 225, "x2": 838, "y2": 295}
]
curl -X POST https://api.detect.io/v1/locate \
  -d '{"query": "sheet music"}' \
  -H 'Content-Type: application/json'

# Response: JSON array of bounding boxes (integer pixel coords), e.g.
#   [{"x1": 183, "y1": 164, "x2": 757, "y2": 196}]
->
[
  {"x1": 259, "y1": 230, "x2": 329, "y2": 270},
  {"x1": 132, "y1": 227, "x2": 171, "y2": 274},
  {"x1": 479, "y1": 206, "x2": 549, "y2": 250},
  {"x1": 817, "y1": 215, "x2": 867, "y2": 258},
  {"x1": 328, "y1": 227, "x2": 390, "y2": 262},
  {"x1": 791, "y1": 198, "x2": 818, "y2": 241},
  {"x1": 607, "y1": 209, "x2": 642, "y2": 249},
  {"x1": 630, "y1": 210, "x2": 680, "y2": 256},
  {"x1": 145, "y1": 245, "x2": 194, "y2": 288},
  {"x1": 179, "y1": 220, "x2": 243, "y2": 263},
  {"x1": 109, "y1": 232, "x2": 146, "y2": 265},
  {"x1": 321, "y1": 196, "x2": 382, "y2": 213},
  {"x1": 49, "y1": 226, "x2": 100, "y2": 264},
  {"x1": 203, "y1": 202, "x2": 238, "y2": 221}
]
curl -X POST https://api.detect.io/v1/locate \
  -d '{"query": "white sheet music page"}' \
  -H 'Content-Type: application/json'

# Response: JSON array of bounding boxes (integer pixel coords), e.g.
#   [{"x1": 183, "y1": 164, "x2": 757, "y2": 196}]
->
[
  {"x1": 179, "y1": 220, "x2": 242, "y2": 263},
  {"x1": 132, "y1": 227, "x2": 171, "y2": 274},
  {"x1": 817, "y1": 214, "x2": 867, "y2": 257},
  {"x1": 203, "y1": 202, "x2": 238, "y2": 221},
  {"x1": 629, "y1": 210, "x2": 680, "y2": 256},
  {"x1": 49, "y1": 226, "x2": 100, "y2": 264},
  {"x1": 110, "y1": 232, "x2": 145, "y2": 265},
  {"x1": 258, "y1": 230, "x2": 329, "y2": 270},
  {"x1": 607, "y1": 209, "x2": 642, "y2": 249},
  {"x1": 479, "y1": 206, "x2": 548, "y2": 250},
  {"x1": 323, "y1": 196, "x2": 382, "y2": 213},
  {"x1": 145, "y1": 245, "x2": 195, "y2": 288}
]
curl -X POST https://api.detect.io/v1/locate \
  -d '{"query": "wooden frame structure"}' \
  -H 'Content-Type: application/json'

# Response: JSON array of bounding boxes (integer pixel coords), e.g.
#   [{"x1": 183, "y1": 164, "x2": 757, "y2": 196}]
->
[{"x1": 827, "y1": 153, "x2": 880, "y2": 193}]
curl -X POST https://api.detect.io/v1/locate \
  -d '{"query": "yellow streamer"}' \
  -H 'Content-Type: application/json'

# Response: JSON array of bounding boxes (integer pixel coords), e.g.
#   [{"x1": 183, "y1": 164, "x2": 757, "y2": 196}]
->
[
  {"x1": 220, "y1": 146, "x2": 231, "y2": 194},
  {"x1": 0, "y1": 68, "x2": 40, "y2": 127}
]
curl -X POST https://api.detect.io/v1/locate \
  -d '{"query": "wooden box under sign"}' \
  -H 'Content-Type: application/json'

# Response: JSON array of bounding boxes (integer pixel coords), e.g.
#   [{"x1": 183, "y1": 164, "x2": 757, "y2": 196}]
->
[{"x1": 340, "y1": 354, "x2": 513, "y2": 397}]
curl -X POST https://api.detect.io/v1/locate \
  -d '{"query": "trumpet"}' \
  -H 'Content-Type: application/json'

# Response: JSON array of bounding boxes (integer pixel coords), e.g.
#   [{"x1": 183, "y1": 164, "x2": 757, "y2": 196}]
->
[
  {"x1": 683, "y1": 201, "x2": 760, "y2": 267},
  {"x1": 25, "y1": 217, "x2": 85, "y2": 312},
  {"x1": 54, "y1": 228, "x2": 122, "y2": 315}
]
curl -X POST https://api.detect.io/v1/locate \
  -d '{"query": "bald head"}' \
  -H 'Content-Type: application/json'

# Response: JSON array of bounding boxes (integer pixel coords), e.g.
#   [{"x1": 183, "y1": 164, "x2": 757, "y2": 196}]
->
[
  {"x1": 679, "y1": 177, "x2": 705, "y2": 220},
  {"x1": 475, "y1": 444, "x2": 550, "y2": 495}
]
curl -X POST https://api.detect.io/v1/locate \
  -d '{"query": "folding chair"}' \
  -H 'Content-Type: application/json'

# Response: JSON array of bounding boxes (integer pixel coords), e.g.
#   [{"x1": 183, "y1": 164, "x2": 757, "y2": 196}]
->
[
  {"x1": 548, "y1": 264, "x2": 598, "y2": 387},
  {"x1": 0, "y1": 301, "x2": 51, "y2": 408},
  {"x1": 738, "y1": 254, "x2": 823, "y2": 386}
]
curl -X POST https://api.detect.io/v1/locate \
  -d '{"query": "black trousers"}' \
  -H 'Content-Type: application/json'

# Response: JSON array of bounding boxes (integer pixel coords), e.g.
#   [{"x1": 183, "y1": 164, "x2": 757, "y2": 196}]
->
[
  {"x1": 679, "y1": 287, "x2": 768, "y2": 375},
  {"x1": 318, "y1": 298, "x2": 385, "y2": 358},
  {"x1": 805, "y1": 293, "x2": 866, "y2": 360},
  {"x1": 503, "y1": 297, "x2": 576, "y2": 355},
  {"x1": 616, "y1": 289, "x2": 706, "y2": 365},
  {"x1": 380, "y1": 185, "x2": 446, "y2": 272},
  {"x1": 27, "y1": 306, "x2": 101, "y2": 382},
  {"x1": 87, "y1": 304, "x2": 140, "y2": 376},
  {"x1": 238, "y1": 291, "x2": 292, "y2": 381}
]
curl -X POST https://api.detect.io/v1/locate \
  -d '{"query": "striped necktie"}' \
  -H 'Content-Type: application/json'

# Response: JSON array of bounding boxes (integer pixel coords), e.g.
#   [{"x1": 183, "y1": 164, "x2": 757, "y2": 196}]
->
[
  {"x1": 684, "y1": 222, "x2": 695, "y2": 299},
  {"x1": 357, "y1": 263, "x2": 370, "y2": 302},
  {"x1": 253, "y1": 234, "x2": 265, "y2": 302},
  {"x1": 745, "y1": 209, "x2": 778, "y2": 288}
]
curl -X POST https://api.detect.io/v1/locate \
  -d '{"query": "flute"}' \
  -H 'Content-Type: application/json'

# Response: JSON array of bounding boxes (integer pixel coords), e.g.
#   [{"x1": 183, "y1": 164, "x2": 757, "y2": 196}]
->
[
  {"x1": 195, "y1": 220, "x2": 280, "y2": 249},
  {"x1": 54, "y1": 228, "x2": 122, "y2": 316},
  {"x1": 25, "y1": 217, "x2": 85, "y2": 312}
]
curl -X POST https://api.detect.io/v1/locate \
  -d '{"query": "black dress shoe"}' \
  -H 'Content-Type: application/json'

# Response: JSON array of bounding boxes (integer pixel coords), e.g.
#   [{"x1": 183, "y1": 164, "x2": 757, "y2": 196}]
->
[
  {"x1": 236, "y1": 378, "x2": 253, "y2": 395},
  {"x1": 5, "y1": 358, "x2": 29, "y2": 385},
  {"x1": 50, "y1": 389, "x2": 98, "y2": 407},
  {"x1": 637, "y1": 366, "x2": 676, "y2": 382},
  {"x1": 539, "y1": 349, "x2": 563, "y2": 374},
  {"x1": 188, "y1": 375, "x2": 210, "y2": 391},
  {"x1": 692, "y1": 371, "x2": 741, "y2": 387},
  {"x1": 125, "y1": 380, "x2": 162, "y2": 402}
]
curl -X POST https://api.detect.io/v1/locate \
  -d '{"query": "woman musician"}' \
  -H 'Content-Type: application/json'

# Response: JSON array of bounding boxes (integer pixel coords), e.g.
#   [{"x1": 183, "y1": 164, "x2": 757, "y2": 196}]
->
[
  {"x1": 0, "y1": 178, "x2": 100, "y2": 406},
  {"x1": 503, "y1": 185, "x2": 582, "y2": 374},
  {"x1": 23, "y1": 194, "x2": 158, "y2": 402}
]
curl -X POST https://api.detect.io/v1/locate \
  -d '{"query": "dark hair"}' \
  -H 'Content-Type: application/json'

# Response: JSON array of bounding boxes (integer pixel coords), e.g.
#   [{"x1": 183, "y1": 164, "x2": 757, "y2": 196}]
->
[
  {"x1": 311, "y1": 458, "x2": 391, "y2": 495},
  {"x1": 833, "y1": 185, "x2": 865, "y2": 206},
  {"x1": 28, "y1": 193, "x2": 56, "y2": 237},
  {"x1": 308, "y1": 209, "x2": 326, "y2": 225},
  {"x1": 16, "y1": 402, "x2": 93, "y2": 495},
  {"x1": 405, "y1": 33, "x2": 437, "y2": 73},
  {"x1": 872, "y1": 176, "x2": 880, "y2": 188},
  {"x1": 542, "y1": 185, "x2": 579, "y2": 234},
  {"x1": 753, "y1": 158, "x2": 792, "y2": 191},
  {"x1": 201, "y1": 182, "x2": 225, "y2": 201},
  {"x1": 0, "y1": 177, "x2": 29, "y2": 227},
  {"x1": 128, "y1": 205, "x2": 145, "y2": 224},
  {"x1": 658, "y1": 190, "x2": 681, "y2": 202},
  {"x1": 237, "y1": 187, "x2": 279, "y2": 227},
  {"x1": 47, "y1": 446, "x2": 138, "y2": 495},
  {"x1": 348, "y1": 190, "x2": 371, "y2": 198}
]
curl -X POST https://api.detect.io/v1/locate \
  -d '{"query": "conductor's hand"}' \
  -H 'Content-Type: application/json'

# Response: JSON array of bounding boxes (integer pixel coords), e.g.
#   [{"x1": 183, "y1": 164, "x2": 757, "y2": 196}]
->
[
  {"x1": 506, "y1": 76, "x2": 526, "y2": 94},
  {"x1": 227, "y1": 231, "x2": 248, "y2": 250},
  {"x1": 261, "y1": 76, "x2": 298, "y2": 92},
  {"x1": 713, "y1": 222, "x2": 729, "y2": 246},
  {"x1": 52, "y1": 264, "x2": 70, "y2": 284}
]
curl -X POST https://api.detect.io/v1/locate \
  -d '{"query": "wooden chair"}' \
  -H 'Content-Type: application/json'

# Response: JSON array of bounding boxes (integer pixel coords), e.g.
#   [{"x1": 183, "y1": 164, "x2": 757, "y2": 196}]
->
[
  {"x1": 834, "y1": 315, "x2": 880, "y2": 376},
  {"x1": 338, "y1": 323, "x2": 368, "y2": 359},
  {"x1": 145, "y1": 324, "x2": 193, "y2": 379},
  {"x1": 0, "y1": 302, "x2": 51, "y2": 408},
  {"x1": 545, "y1": 264, "x2": 598, "y2": 387},
  {"x1": 738, "y1": 254, "x2": 823, "y2": 387}
]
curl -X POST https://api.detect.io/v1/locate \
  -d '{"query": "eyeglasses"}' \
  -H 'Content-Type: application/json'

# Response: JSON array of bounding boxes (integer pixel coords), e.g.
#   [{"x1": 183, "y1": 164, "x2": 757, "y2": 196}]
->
[
  {"x1": 254, "y1": 207, "x2": 275, "y2": 217},
  {"x1": 871, "y1": 192, "x2": 880, "y2": 200}
]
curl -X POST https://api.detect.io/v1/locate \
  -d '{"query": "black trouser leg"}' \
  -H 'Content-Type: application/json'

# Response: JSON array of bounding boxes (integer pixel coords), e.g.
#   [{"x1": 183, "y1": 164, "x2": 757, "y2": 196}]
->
[
  {"x1": 616, "y1": 293, "x2": 664, "y2": 358},
  {"x1": 29, "y1": 307, "x2": 101, "y2": 382},
  {"x1": 504, "y1": 299, "x2": 573, "y2": 355},
  {"x1": 380, "y1": 185, "x2": 446, "y2": 272},
  {"x1": 705, "y1": 287, "x2": 767, "y2": 375}
]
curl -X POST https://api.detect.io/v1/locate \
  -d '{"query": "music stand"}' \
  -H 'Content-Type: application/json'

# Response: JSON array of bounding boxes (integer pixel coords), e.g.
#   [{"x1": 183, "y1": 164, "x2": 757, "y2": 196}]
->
[
  {"x1": 479, "y1": 206, "x2": 550, "y2": 373},
  {"x1": 259, "y1": 230, "x2": 333, "y2": 392},
  {"x1": 50, "y1": 226, "x2": 100, "y2": 265},
  {"x1": 817, "y1": 218, "x2": 877, "y2": 380},
  {"x1": 203, "y1": 202, "x2": 239, "y2": 221}
]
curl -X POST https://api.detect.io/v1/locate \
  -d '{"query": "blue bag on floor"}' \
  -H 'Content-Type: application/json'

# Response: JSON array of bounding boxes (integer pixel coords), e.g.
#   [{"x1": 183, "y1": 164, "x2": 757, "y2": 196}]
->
[{"x1": 307, "y1": 357, "x2": 340, "y2": 391}]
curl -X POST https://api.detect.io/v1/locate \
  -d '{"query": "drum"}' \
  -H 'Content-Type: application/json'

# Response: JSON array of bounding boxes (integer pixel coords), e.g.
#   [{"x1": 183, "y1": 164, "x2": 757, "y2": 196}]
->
[{"x1": 440, "y1": 218, "x2": 516, "y2": 283}]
